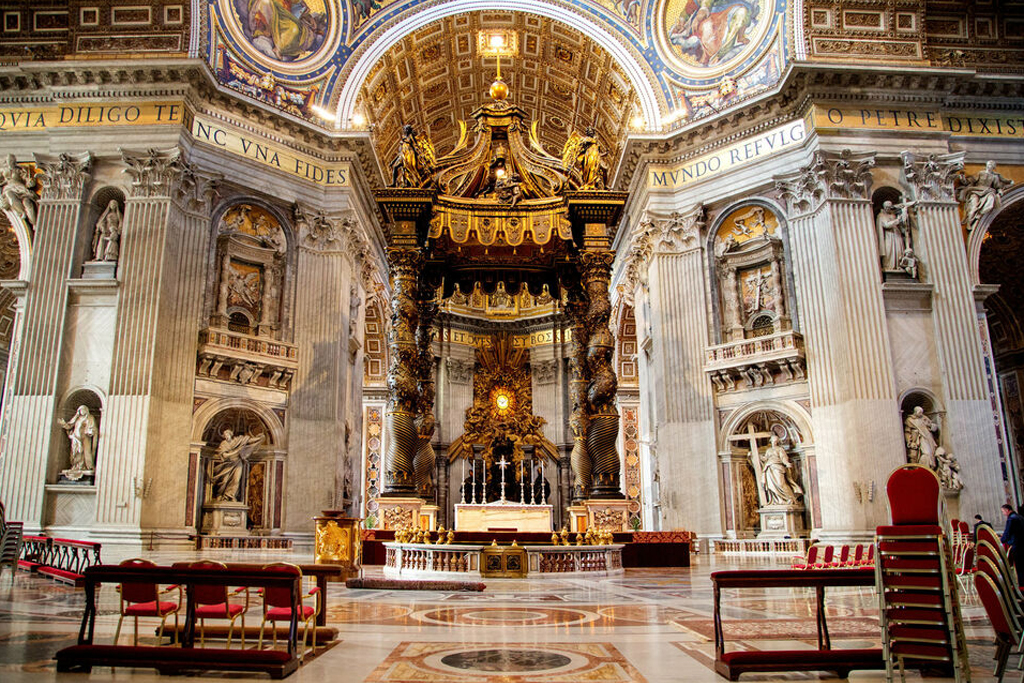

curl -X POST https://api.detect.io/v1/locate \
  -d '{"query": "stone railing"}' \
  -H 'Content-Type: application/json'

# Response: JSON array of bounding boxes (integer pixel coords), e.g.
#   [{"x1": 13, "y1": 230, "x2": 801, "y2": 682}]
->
[
  {"x1": 704, "y1": 330, "x2": 806, "y2": 392},
  {"x1": 531, "y1": 546, "x2": 623, "y2": 574},
  {"x1": 197, "y1": 327, "x2": 299, "y2": 390},
  {"x1": 713, "y1": 538, "x2": 810, "y2": 556},
  {"x1": 382, "y1": 542, "x2": 625, "y2": 579}
]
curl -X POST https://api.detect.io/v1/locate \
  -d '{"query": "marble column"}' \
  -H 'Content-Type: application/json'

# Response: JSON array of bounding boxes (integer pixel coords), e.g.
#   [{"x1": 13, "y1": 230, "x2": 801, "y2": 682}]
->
[
  {"x1": 0, "y1": 152, "x2": 91, "y2": 527},
  {"x1": 901, "y1": 152, "x2": 1005, "y2": 521},
  {"x1": 634, "y1": 206, "x2": 720, "y2": 534},
  {"x1": 776, "y1": 150, "x2": 904, "y2": 537}
]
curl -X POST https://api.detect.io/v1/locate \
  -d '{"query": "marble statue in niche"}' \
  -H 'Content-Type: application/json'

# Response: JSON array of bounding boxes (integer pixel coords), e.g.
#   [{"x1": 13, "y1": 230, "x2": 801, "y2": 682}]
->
[
  {"x1": 958, "y1": 161, "x2": 1014, "y2": 233},
  {"x1": 754, "y1": 435, "x2": 802, "y2": 506},
  {"x1": 0, "y1": 154, "x2": 37, "y2": 228},
  {"x1": 209, "y1": 429, "x2": 265, "y2": 502},
  {"x1": 904, "y1": 406, "x2": 939, "y2": 466},
  {"x1": 934, "y1": 448, "x2": 964, "y2": 491},
  {"x1": 91, "y1": 200, "x2": 122, "y2": 262},
  {"x1": 58, "y1": 405, "x2": 97, "y2": 482},
  {"x1": 876, "y1": 199, "x2": 918, "y2": 278}
]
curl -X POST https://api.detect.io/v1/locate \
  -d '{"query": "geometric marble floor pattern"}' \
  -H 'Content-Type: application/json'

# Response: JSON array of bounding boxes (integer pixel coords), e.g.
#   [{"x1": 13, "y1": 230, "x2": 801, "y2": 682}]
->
[{"x1": 0, "y1": 550, "x2": 1006, "y2": 682}]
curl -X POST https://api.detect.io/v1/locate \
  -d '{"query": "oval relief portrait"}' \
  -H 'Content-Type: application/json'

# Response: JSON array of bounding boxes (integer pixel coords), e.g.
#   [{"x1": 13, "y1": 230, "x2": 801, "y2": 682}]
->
[{"x1": 657, "y1": 0, "x2": 777, "y2": 78}]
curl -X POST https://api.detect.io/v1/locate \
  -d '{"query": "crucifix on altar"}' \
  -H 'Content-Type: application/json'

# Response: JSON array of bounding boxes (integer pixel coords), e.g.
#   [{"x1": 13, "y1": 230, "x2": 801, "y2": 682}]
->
[{"x1": 728, "y1": 422, "x2": 806, "y2": 539}]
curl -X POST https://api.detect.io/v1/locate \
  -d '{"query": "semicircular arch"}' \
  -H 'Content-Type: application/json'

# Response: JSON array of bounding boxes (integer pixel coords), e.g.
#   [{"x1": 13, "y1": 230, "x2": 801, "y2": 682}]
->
[
  {"x1": 970, "y1": 184, "x2": 1024, "y2": 287},
  {"x1": 192, "y1": 398, "x2": 286, "y2": 448},
  {"x1": 333, "y1": 0, "x2": 665, "y2": 132},
  {"x1": 719, "y1": 400, "x2": 814, "y2": 453}
]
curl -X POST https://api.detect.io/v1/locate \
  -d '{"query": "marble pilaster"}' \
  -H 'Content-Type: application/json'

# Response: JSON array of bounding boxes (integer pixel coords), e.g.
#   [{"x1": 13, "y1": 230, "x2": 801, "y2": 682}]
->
[{"x1": 0, "y1": 152, "x2": 91, "y2": 526}]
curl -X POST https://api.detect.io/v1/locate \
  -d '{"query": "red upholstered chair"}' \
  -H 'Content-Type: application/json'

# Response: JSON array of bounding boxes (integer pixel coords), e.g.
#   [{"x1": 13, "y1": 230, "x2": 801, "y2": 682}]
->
[
  {"x1": 114, "y1": 558, "x2": 181, "y2": 646},
  {"x1": 978, "y1": 524, "x2": 1024, "y2": 600},
  {"x1": 846, "y1": 544, "x2": 865, "y2": 567},
  {"x1": 885, "y1": 465, "x2": 941, "y2": 526},
  {"x1": 189, "y1": 560, "x2": 249, "y2": 648},
  {"x1": 790, "y1": 544, "x2": 819, "y2": 570},
  {"x1": 976, "y1": 570, "x2": 1022, "y2": 682},
  {"x1": 977, "y1": 540, "x2": 1024, "y2": 620},
  {"x1": 831, "y1": 545, "x2": 851, "y2": 568},
  {"x1": 858, "y1": 544, "x2": 875, "y2": 567},
  {"x1": 258, "y1": 562, "x2": 321, "y2": 661},
  {"x1": 812, "y1": 545, "x2": 834, "y2": 569}
]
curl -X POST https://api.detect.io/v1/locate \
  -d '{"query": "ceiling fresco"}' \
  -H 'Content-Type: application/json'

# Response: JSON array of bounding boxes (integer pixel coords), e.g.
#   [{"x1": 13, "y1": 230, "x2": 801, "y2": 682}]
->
[{"x1": 204, "y1": 0, "x2": 791, "y2": 134}]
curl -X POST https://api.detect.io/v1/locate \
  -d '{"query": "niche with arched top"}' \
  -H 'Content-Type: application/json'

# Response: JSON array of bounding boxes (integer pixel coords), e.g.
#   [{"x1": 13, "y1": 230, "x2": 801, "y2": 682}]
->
[{"x1": 54, "y1": 388, "x2": 103, "y2": 484}]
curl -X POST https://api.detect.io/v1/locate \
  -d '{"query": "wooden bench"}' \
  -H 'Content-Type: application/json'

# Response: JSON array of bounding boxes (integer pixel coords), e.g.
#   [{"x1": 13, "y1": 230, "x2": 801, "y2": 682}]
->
[
  {"x1": 56, "y1": 564, "x2": 307, "y2": 678},
  {"x1": 712, "y1": 568, "x2": 885, "y2": 680}
]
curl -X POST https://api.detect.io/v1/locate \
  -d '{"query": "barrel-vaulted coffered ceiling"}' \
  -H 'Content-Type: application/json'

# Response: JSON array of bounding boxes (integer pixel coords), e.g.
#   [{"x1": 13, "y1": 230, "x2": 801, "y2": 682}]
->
[{"x1": 357, "y1": 11, "x2": 641, "y2": 170}]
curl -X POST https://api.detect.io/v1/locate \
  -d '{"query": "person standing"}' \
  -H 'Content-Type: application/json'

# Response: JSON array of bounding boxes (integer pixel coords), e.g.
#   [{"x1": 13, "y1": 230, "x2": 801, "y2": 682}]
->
[
  {"x1": 973, "y1": 514, "x2": 988, "y2": 543},
  {"x1": 1001, "y1": 504, "x2": 1024, "y2": 587}
]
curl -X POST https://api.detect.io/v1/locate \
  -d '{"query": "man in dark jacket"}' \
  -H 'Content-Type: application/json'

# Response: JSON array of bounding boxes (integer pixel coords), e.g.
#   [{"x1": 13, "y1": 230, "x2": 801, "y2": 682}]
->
[{"x1": 1001, "y1": 504, "x2": 1024, "y2": 587}]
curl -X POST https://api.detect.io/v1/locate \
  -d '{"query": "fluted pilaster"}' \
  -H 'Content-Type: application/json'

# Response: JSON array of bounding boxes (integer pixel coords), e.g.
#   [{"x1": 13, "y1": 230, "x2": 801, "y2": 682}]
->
[{"x1": 0, "y1": 152, "x2": 91, "y2": 525}]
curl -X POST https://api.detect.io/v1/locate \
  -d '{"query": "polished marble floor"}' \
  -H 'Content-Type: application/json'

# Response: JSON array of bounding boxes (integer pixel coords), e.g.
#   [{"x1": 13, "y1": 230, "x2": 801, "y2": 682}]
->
[{"x1": 0, "y1": 550, "x2": 1005, "y2": 682}]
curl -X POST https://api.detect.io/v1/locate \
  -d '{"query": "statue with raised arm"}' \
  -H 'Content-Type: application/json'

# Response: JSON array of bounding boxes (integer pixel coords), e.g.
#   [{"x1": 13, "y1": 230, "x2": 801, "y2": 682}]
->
[
  {"x1": 959, "y1": 160, "x2": 1014, "y2": 232},
  {"x1": 877, "y1": 200, "x2": 915, "y2": 274},
  {"x1": 758, "y1": 435, "x2": 803, "y2": 506},
  {"x1": 209, "y1": 429, "x2": 264, "y2": 502},
  {"x1": 904, "y1": 406, "x2": 939, "y2": 466},
  {"x1": 58, "y1": 405, "x2": 98, "y2": 479},
  {"x1": 0, "y1": 154, "x2": 37, "y2": 227}
]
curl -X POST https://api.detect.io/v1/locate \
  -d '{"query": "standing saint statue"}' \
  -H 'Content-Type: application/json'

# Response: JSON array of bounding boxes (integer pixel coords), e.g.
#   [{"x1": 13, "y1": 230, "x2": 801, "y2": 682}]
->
[
  {"x1": 877, "y1": 200, "x2": 915, "y2": 274},
  {"x1": 904, "y1": 406, "x2": 939, "y2": 466},
  {"x1": 757, "y1": 435, "x2": 803, "y2": 506},
  {"x1": 59, "y1": 405, "x2": 98, "y2": 479},
  {"x1": 0, "y1": 154, "x2": 38, "y2": 227},
  {"x1": 959, "y1": 161, "x2": 1014, "y2": 232},
  {"x1": 91, "y1": 200, "x2": 122, "y2": 262},
  {"x1": 209, "y1": 429, "x2": 265, "y2": 502}
]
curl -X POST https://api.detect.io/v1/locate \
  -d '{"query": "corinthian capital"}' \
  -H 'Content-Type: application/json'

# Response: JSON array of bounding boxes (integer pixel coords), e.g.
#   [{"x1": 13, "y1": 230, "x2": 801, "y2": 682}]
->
[
  {"x1": 34, "y1": 152, "x2": 92, "y2": 201},
  {"x1": 173, "y1": 160, "x2": 219, "y2": 213},
  {"x1": 900, "y1": 150, "x2": 965, "y2": 203},
  {"x1": 294, "y1": 202, "x2": 362, "y2": 253},
  {"x1": 775, "y1": 150, "x2": 875, "y2": 214},
  {"x1": 120, "y1": 147, "x2": 185, "y2": 197}
]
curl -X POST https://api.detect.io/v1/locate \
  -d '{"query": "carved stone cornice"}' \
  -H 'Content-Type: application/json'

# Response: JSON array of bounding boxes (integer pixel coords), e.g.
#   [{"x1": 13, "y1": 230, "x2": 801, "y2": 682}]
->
[
  {"x1": 120, "y1": 147, "x2": 186, "y2": 198},
  {"x1": 774, "y1": 150, "x2": 875, "y2": 215},
  {"x1": 33, "y1": 152, "x2": 91, "y2": 201},
  {"x1": 899, "y1": 150, "x2": 965, "y2": 203}
]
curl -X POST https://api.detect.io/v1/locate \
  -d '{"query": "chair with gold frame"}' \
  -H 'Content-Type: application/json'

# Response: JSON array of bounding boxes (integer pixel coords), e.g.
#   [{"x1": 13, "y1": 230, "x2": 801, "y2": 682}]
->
[
  {"x1": 257, "y1": 562, "x2": 321, "y2": 661},
  {"x1": 189, "y1": 559, "x2": 249, "y2": 648},
  {"x1": 113, "y1": 558, "x2": 181, "y2": 646}
]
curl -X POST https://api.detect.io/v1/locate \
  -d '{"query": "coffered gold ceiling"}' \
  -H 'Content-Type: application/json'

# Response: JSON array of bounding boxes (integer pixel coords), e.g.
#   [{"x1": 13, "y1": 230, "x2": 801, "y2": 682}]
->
[{"x1": 356, "y1": 11, "x2": 641, "y2": 177}]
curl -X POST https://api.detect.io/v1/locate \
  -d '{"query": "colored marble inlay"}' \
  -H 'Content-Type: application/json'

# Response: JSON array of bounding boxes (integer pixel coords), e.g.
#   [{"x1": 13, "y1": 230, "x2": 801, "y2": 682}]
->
[
  {"x1": 621, "y1": 405, "x2": 642, "y2": 527},
  {"x1": 364, "y1": 404, "x2": 383, "y2": 517}
]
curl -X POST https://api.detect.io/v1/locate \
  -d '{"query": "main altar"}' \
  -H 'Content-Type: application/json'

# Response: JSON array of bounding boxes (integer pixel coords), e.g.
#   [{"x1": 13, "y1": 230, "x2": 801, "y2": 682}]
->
[{"x1": 371, "y1": 33, "x2": 631, "y2": 538}]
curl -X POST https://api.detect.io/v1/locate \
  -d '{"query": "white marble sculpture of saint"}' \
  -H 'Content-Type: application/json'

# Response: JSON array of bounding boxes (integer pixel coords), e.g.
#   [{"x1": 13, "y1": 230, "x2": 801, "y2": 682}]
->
[
  {"x1": 0, "y1": 154, "x2": 38, "y2": 227},
  {"x1": 904, "y1": 406, "x2": 939, "y2": 466},
  {"x1": 759, "y1": 435, "x2": 803, "y2": 506},
  {"x1": 959, "y1": 161, "x2": 1014, "y2": 232},
  {"x1": 209, "y1": 429, "x2": 264, "y2": 502},
  {"x1": 934, "y1": 447, "x2": 964, "y2": 491},
  {"x1": 59, "y1": 405, "x2": 97, "y2": 478},
  {"x1": 877, "y1": 200, "x2": 912, "y2": 273},
  {"x1": 92, "y1": 200, "x2": 122, "y2": 262}
]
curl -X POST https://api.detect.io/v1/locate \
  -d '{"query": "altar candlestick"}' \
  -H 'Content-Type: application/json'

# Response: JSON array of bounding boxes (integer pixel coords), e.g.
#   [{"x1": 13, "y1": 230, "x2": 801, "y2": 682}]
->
[
  {"x1": 471, "y1": 460, "x2": 476, "y2": 504},
  {"x1": 541, "y1": 459, "x2": 546, "y2": 504},
  {"x1": 520, "y1": 461, "x2": 526, "y2": 503},
  {"x1": 460, "y1": 459, "x2": 466, "y2": 504},
  {"x1": 529, "y1": 459, "x2": 536, "y2": 505}
]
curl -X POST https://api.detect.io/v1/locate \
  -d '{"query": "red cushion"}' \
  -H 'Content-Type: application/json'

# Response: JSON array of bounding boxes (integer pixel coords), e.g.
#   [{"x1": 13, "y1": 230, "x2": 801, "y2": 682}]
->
[
  {"x1": 876, "y1": 525, "x2": 944, "y2": 536},
  {"x1": 196, "y1": 603, "x2": 245, "y2": 618},
  {"x1": 265, "y1": 605, "x2": 314, "y2": 621},
  {"x1": 886, "y1": 467, "x2": 940, "y2": 525},
  {"x1": 124, "y1": 600, "x2": 178, "y2": 616}
]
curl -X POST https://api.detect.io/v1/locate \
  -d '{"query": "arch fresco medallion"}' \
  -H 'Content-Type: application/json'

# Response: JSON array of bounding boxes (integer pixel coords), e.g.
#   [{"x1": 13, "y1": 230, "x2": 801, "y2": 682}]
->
[
  {"x1": 219, "y1": 0, "x2": 340, "y2": 72},
  {"x1": 657, "y1": 0, "x2": 776, "y2": 77}
]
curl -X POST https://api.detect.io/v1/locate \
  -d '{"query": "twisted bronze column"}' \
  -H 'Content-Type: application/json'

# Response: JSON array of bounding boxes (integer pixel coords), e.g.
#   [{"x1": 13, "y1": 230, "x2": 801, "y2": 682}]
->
[
  {"x1": 412, "y1": 285, "x2": 438, "y2": 498},
  {"x1": 580, "y1": 251, "x2": 621, "y2": 498},
  {"x1": 383, "y1": 247, "x2": 423, "y2": 495}
]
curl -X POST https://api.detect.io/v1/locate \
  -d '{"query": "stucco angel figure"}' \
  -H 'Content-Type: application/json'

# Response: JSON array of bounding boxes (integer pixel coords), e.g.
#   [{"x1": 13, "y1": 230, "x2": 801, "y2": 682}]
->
[
  {"x1": 934, "y1": 448, "x2": 964, "y2": 491},
  {"x1": 877, "y1": 200, "x2": 915, "y2": 274},
  {"x1": 209, "y1": 429, "x2": 264, "y2": 502},
  {"x1": 0, "y1": 154, "x2": 38, "y2": 227},
  {"x1": 959, "y1": 161, "x2": 1014, "y2": 232},
  {"x1": 92, "y1": 200, "x2": 122, "y2": 262},
  {"x1": 59, "y1": 405, "x2": 98, "y2": 478},
  {"x1": 389, "y1": 124, "x2": 436, "y2": 188},
  {"x1": 757, "y1": 435, "x2": 803, "y2": 506},
  {"x1": 562, "y1": 127, "x2": 607, "y2": 190},
  {"x1": 904, "y1": 406, "x2": 939, "y2": 466}
]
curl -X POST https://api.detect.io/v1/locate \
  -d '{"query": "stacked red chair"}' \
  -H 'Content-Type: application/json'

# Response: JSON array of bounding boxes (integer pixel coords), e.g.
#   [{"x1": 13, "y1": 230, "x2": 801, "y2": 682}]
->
[
  {"x1": 875, "y1": 465, "x2": 970, "y2": 683},
  {"x1": 975, "y1": 523, "x2": 1024, "y2": 680}
]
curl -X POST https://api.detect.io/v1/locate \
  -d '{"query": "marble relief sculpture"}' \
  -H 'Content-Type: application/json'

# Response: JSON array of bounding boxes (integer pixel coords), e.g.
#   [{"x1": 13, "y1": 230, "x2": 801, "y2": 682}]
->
[
  {"x1": 935, "y1": 448, "x2": 964, "y2": 491},
  {"x1": 209, "y1": 429, "x2": 264, "y2": 502},
  {"x1": 91, "y1": 200, "x2": 122, "y2": 262},
  {"x1": 58, "y1": 405, "x2": 97, "y2": 481},
  {"x1": 958, "y1": 161, "x2": 1014, "y2": 232},
  {"x1": 904, "y1": 406, "x2": 939, "y2": 466},
  {"x1": 0, "y1": 154, "x2": 38, "y2": 227}
]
